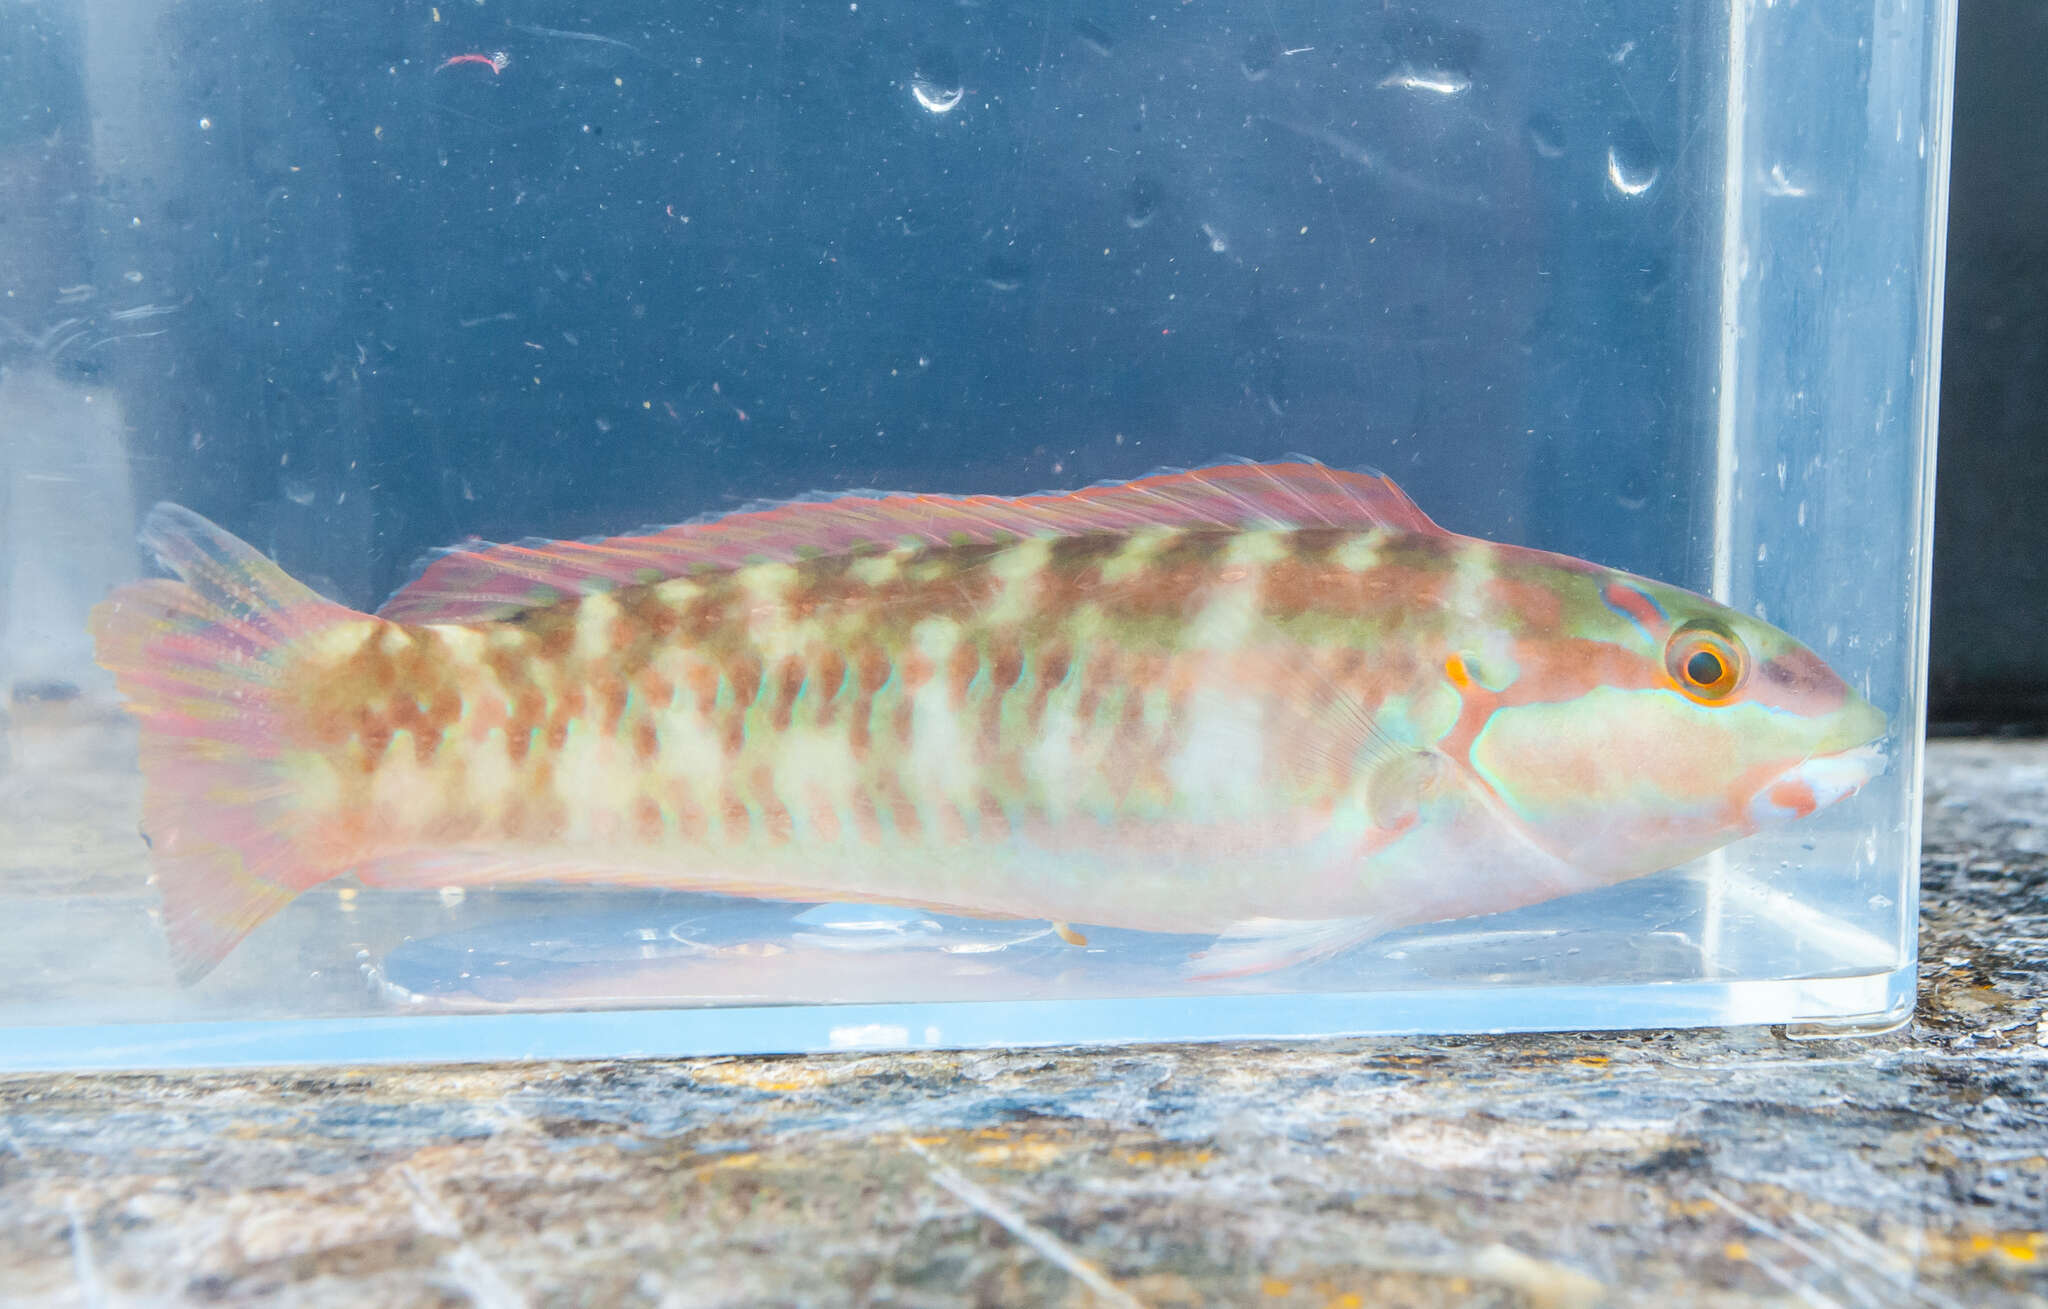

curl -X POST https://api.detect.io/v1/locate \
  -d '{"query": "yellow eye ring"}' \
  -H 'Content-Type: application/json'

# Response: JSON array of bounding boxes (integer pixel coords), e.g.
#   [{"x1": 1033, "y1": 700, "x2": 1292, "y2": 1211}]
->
[{"x1": 1666, "y1": 626, "x2": 1744, "y2": 702}]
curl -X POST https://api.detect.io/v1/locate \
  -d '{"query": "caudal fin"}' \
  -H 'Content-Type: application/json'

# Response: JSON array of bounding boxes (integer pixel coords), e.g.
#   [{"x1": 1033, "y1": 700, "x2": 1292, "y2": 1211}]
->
[{"x1": 90, "y1": 504, "x2": 362, "y2": 982}]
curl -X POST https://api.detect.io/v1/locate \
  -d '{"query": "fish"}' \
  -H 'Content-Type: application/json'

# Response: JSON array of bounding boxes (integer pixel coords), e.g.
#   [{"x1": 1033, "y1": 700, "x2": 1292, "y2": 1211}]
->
[{"x1": 88, "y1": 461, "x2": 1888, "y2": 983}]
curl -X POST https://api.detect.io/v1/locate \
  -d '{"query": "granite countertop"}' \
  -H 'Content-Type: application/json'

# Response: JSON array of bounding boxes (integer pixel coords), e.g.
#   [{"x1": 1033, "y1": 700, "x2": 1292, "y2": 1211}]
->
[{"x1": 1, "y1": 739, "x2": 2044, "y2": 1307}]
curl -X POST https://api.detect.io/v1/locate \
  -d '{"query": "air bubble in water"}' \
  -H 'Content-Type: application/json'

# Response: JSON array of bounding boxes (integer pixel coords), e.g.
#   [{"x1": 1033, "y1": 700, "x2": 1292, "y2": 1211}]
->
[
  {"x1": 284, "y1": 478, "x2": 316, "y2": 506},
  {"x1": 910, "y1": 48, "x2": 963, "y2": 115}
]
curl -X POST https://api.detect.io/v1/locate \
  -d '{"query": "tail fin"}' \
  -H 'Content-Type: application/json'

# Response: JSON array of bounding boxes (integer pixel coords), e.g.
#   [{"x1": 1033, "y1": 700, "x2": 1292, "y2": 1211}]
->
[{"x1": 90, "y1": 504, "x2": 362, "y2": 983}]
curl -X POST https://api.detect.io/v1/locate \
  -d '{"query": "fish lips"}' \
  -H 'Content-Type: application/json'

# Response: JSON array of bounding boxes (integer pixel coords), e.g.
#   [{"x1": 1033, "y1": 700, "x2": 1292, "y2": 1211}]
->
[{"x1": 1747, "y1": 741, "x2": 1890, "y2": 828}]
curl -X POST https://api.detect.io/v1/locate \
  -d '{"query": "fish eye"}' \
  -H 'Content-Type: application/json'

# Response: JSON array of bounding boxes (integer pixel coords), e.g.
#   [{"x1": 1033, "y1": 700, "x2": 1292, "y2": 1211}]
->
[{"x1": 1666, "y1": 625, "x2": 1744, "y2": 702}]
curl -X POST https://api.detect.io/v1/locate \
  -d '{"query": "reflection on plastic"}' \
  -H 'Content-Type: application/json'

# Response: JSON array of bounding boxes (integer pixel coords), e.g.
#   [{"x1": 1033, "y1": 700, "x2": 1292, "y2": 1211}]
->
[
  {"x1": 369, "y1": 897, "x2": 1100, "y2": 1011},
  {"x1": 357, "y1": 877, "x2": 1770, "y2": 1016}
]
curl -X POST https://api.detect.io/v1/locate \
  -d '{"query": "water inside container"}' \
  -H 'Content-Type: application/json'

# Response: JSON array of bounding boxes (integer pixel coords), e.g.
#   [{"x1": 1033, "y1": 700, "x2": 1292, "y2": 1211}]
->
[{"x1": 0, "y1": 0, "x2": 1948, "y2": 1064}]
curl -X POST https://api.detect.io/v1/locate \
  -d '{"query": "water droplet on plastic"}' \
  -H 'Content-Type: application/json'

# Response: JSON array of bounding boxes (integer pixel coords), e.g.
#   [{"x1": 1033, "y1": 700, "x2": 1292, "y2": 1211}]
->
[
  {"x1": 1125, "y1": 175, "x2": 1161, "y2": 229},
  {"x1": 910, "y1": 47, "x2": 963, "y2": 115},
  {"x1": 1377, "y1": 63, "x2": 1470, "y2": 95},
  {"x1": 1761, "y1": 162, "x2": 1809, "y2": 198},
  {"x1": 1200, "y1": 222, "x2": 1228, "y2": 254},
  {"x1": 1616, "y1": 469, "x2": 1649, "y2": 511},
  {"x1": 1525, "y1": 113, "x2": 1566, "y2": 159},
  {"x1": 982, "y1": 253, "x2": 1027, "y2": 291},
  {"x1": 1382, "y1": 21, "x2": 1481, "y2": 99},
  {"x1": 1868, "y1": 894, "x2": 1893, "y2": 910},
  {"x1": 1605, "y1": 122, "x2": 1660, "y2": 198},
  {"x1": 1071, "y1": 18, "x2": 1114, "y2": 57},
  {"x1": 283, "y1": 478, "x2": 316, "y2": 506},
  {"x1": 1240, "y1": 37, "x2": 1279, "y2": 82}
]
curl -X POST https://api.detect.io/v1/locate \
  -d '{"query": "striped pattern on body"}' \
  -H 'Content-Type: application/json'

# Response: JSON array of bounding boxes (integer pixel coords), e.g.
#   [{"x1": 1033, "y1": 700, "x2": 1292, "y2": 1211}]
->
[{"x1": 282, "y1": 525, "x2": 1502, "y2": 926}]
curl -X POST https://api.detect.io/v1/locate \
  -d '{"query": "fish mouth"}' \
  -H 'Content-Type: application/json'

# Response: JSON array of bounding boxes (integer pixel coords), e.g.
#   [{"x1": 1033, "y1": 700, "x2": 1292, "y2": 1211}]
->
[{"x1": 1748, "y1": 742, "x2": 1889, "y2": 827}]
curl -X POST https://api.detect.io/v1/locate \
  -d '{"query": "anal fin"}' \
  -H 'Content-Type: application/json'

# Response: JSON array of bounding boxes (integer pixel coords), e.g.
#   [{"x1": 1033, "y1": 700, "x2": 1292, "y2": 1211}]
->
[{"x1": 1187, "y1": 916, "x2": 1385, "y2": 980}]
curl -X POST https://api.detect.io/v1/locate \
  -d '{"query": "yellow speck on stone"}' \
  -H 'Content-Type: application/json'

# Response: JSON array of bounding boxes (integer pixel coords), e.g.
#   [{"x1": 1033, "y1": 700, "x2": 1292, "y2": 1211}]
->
[
  {"x1": 1970, "y1": 1234, "x2": 1995, "y2": 1253},
  {"x1": 687, "y1": 1062, "x2": 840, "y2": 1094},
  {"x1": 1574, "y1": 1055, "x2": 1610, "y2": 1066},
  {"x1": 1325, "y1": 1294, "x2": 1363, "y2": 1309},
  {"x1": 969, "y1": 1139, "x2": 1066, "y2": 1168},
  {"x1": 1723, "y1": 1242, "x2": 1750, "y2": 1261},
  {"x1": 1260, "y1": 1278, "x2": 1291, "y2": 1296},
  {"x1": 699, "y1": 1151, "x2": 760, "y2": 1171},
  {"x1": 1120, "y1": 1149, "x2": 1155, "y2": 1166},
  {"x1": 2002, "y1": 1243, "x2": 2038, "y2": 1262},
  {"x1": 1447, "y1": 1278, "x2": 1470, "y2": 1294}
]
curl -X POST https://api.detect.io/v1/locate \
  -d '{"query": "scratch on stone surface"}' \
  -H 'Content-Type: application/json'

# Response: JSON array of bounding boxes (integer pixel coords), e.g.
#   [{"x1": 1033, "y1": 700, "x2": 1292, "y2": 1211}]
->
[
  {"x1": 399, "y1": 1165, "x2": 527, "y2": 1309},
  {"x1": 63, "y1": 1196, "x2": 105, "y2": 1309},
  {"x1": 1786, "y1": 1212, "x2": 1969, "y2": 1309},
  {"x1": 1703, "y1": 1186, "x2": 1893, "y2": 1309},
  {"x1": 1743, "y1": 1245, "x2": 1848, "y2": 1309},
  {"x1": 901, "y1": 1135, "x2": 1144, "y2": 1308}
]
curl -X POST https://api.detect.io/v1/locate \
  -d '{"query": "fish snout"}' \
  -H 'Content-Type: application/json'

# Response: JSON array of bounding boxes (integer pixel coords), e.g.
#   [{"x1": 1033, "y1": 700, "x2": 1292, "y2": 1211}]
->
[{"x1": 1747, "y1": 742, "x2": 1888, "y2": 828}]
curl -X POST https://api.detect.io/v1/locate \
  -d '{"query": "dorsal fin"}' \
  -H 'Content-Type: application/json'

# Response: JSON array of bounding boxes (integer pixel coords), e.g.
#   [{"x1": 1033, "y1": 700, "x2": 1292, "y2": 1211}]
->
[{"x1": 376, "y1": 460, "x2": 1445, "y2": 624}]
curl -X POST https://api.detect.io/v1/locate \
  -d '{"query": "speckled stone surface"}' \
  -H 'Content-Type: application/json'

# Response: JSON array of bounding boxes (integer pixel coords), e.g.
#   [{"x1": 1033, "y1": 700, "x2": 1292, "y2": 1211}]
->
[{"x1": 2, "y1": 740, "x2": 2045, "y2": 1307}]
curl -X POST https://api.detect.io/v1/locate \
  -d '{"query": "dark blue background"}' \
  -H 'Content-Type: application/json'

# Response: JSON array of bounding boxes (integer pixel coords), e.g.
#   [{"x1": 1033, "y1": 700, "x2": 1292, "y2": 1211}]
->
[{"x1": 9, "y1": 0, "x2": 1702, "y2": 609}]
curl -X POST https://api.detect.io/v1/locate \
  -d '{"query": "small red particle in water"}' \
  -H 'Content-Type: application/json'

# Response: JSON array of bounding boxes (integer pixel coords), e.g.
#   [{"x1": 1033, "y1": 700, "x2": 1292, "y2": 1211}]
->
[{"x1": 436, "y1": 51, "x2": 510, "y2": 75}]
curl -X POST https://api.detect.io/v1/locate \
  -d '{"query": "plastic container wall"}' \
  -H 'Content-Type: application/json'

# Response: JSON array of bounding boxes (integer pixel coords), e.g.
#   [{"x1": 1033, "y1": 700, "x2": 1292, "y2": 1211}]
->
[{"x1": 0, "y1": 0, "x2": 1953, "y2": 1068}]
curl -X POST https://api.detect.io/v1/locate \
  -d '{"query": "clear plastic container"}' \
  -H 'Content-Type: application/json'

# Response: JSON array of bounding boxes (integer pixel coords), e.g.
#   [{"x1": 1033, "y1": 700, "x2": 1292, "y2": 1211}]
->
[{"x1": 0, "y1": 0, "x2": 1954, "y2": 1069}]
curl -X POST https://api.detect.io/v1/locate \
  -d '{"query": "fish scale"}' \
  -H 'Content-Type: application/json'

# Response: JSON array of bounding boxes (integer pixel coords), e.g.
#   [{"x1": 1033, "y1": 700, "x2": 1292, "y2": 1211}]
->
[
  {"x1": 284, "y1": 527, "x2": 1405, "y2": 883},
  {"x1": 90, "y1": 463, "x2": 1887, "y2": 981}
]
